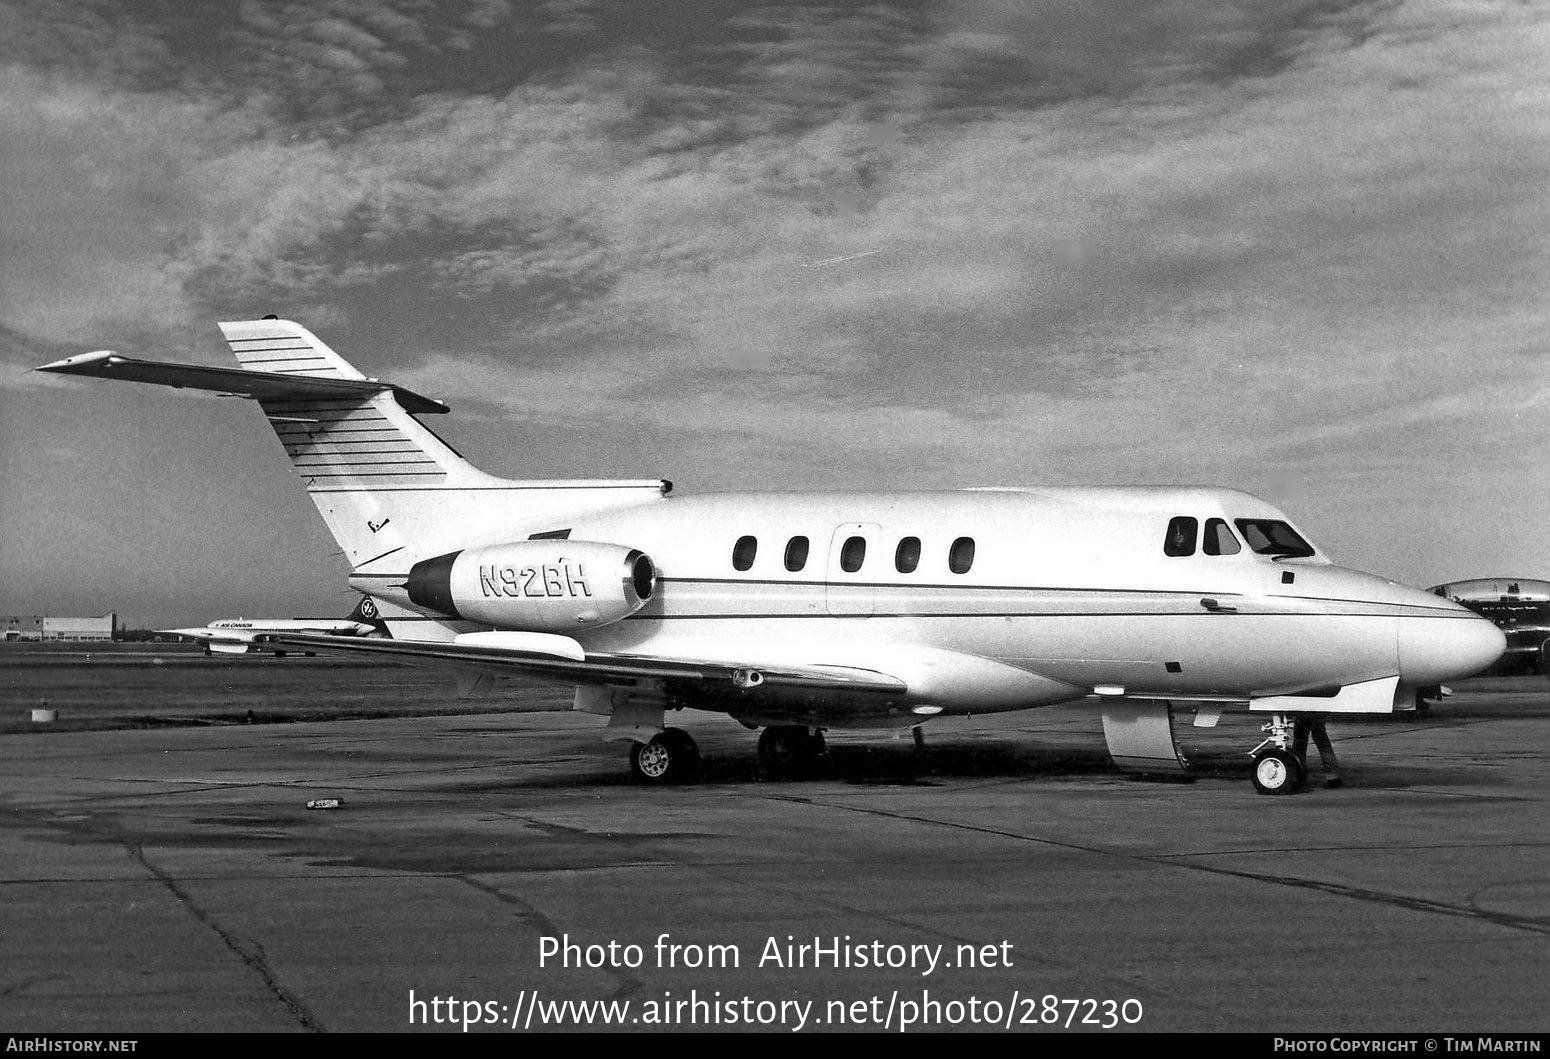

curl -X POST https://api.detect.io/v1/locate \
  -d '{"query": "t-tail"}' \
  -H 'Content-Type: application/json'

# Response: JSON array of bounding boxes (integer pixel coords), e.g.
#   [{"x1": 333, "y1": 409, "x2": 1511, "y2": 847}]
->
[{"x1": 38, "y1": 318, "x2": 669, "y2": 591}]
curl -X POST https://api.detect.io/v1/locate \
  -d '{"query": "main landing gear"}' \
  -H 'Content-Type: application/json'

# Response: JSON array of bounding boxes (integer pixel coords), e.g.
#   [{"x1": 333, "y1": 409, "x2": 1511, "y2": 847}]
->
[
  {"x1": 1249, "y1": 713, "x2": 1305, "y2": 795},
  {"x1": 629, "y1": 728, "x2": 700, "y2": 785},
  {"x1": 627, "y1": 724, "x2": 830, "y2": 783},
  {"x1": 757, "y1": 725, "x2": 827, "y2": 778}
]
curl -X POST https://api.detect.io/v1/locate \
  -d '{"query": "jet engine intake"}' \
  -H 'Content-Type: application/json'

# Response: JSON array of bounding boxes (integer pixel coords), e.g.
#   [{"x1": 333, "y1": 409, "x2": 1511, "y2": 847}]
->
[{"x1": 407, "y1": 541, "x2": 655, "y2": 632}]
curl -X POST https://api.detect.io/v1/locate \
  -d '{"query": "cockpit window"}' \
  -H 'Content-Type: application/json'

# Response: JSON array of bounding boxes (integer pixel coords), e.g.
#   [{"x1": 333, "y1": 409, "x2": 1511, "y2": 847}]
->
[
  {"x1": 1203, "y1": 518, "x2": 1241, "y2": 556},
  {"x1": 1233, "y1": 519, "x2": 1315, "y2": 559},
  {"x1": 1164, "y1": 516, "x2": 1198, "y2": 557}
]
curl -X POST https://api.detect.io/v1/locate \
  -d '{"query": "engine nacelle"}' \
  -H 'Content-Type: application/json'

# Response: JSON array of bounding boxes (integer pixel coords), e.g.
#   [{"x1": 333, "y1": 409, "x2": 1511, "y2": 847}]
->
[{"x1": 407, "y1": 541, "x2": 655, "y2": 632}]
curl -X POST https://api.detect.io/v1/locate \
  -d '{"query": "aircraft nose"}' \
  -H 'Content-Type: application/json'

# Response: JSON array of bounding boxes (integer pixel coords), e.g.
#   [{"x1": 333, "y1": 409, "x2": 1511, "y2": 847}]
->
[{"x1": 1397, "y1": 613, "x2": 1505, "y2": 685}]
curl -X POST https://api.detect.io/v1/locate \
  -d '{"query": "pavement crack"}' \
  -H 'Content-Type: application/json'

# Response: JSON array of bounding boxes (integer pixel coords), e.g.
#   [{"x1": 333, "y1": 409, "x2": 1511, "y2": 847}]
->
[
  {"x1": 455, "y1": 874, "x2": 644, "y2": 1002},
  {"x1": 1179, "y1": 862, "x2": 1550, "y2": 935},
  {"x1": 772, "y1": 794, "x2": 1550, "y2": 937},
  {"x1": 122, "y1": 839, "x2": 325, "y2": 1031}
]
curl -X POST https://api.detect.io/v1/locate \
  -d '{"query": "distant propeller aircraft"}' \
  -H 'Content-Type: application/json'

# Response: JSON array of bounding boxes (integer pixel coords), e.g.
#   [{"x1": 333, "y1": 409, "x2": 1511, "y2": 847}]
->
[
  {"x1": 1429, "y1": 579, "x2": 1550, "y2": 676},
  {"x1": 39, "y1": 319, "x2": 1504, "y2": 793}
]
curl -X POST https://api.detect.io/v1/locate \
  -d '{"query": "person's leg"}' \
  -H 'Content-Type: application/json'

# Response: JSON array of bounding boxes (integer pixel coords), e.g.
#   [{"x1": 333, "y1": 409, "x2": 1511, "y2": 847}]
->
[{"x1": 1312, "y1": 720, "x2": 1341, "y2": 787}]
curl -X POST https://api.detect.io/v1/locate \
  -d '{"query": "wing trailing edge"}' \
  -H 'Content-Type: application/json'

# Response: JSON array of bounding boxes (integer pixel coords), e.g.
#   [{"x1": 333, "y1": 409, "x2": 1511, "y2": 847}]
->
[{"x1": 251, "y1": 630, "x2": 911, "y2": 696}]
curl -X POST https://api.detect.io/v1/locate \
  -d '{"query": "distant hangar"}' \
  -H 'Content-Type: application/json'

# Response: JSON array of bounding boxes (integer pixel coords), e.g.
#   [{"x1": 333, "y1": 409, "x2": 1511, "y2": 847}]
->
[{"x1": 2, "y1": 613, "x2": 119, "y2": 642}]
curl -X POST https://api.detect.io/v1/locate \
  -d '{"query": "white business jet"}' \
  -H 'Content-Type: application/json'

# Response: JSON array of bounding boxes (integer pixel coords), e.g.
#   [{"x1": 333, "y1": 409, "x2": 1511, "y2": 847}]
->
[{"x1": 38, "y1": 319, "x2": 1505, "y2": 793}]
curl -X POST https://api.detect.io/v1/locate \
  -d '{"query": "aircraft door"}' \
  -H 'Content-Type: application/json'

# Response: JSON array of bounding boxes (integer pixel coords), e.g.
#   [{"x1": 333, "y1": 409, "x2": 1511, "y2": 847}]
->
[{"x1": 826, "y1": 522, "x2": 881, "y2": 617}]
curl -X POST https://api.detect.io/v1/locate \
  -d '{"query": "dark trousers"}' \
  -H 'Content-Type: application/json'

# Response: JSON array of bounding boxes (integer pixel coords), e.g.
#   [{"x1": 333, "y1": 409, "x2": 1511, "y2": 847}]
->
[{"x1": 1292, "y1": 717, "x2": 1341, "y2": 777}]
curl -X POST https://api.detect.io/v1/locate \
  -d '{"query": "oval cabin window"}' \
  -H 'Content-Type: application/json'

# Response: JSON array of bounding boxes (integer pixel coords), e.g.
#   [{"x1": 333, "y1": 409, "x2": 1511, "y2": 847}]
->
[
  {"x1": 732, "y1": 535, "x2": 757, "y2": 571},
  {"x1": 949, "y1": 537, "x2": 975, "y2": 574},
  {"x1": 895, "y1": 536, "x2": 921, "y2": 574},
  {"x1": 784, "y1": 536, "x2": 810, "y2": 572},
  {"x1": 841, "y1": 536, "x2": 867, "y2": 573}
]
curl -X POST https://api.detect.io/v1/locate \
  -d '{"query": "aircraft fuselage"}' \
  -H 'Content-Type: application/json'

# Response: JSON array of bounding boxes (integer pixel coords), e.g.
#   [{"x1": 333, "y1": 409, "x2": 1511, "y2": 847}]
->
[{"x1": 354, "y1": 485, "x2": 1498, "y2": 721}]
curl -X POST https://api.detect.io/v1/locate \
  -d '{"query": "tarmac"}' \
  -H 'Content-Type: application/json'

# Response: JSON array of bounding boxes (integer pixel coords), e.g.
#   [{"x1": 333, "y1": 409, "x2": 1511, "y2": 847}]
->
[{"x1": 2, "y1": 679, "x2": 1547, "y2": 1034}]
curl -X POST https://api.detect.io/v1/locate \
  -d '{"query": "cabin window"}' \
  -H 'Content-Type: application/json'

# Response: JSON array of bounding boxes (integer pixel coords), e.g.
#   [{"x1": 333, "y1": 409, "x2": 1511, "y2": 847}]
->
[
  {"x1": 1203, "y1": 518, "x2": 1241, "y2": 556},
  {"x1": 1164, "y1": 516, "x2": 1198, "y2": 557},
  {"x1": 732, "y1": 535, "x2": 757, "y2": 571},
  {"x1": 895, "y1": 536, "x2": 921, "y2": 573},
  {"x1": 784, "y1": 536, "x2": 809, "y2": 572},
  {"x1": 1233, "y1": 519, "x2": 1315, "y2": 559},
  {"x1": 841, "y1": 536, "x2": 867, "y2": 572},
  {"x1": 949, "y1": 537, "x2": 976, "y2": 574}
]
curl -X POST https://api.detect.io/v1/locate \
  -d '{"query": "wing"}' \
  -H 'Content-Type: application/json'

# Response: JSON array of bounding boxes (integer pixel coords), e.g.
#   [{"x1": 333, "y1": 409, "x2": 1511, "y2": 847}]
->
[
  {"x1": 252, "y1": 628, "x2": 1090, "y2": 730},
  {"x1": 253, "y1": 629, "x2": 910, "y2": 698},
  {"x1": 162, "y1": 627, "x2": 263, "y2": 655}
]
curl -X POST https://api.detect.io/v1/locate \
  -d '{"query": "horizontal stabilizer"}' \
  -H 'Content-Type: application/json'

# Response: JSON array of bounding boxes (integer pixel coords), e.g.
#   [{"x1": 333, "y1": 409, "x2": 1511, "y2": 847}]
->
[{"x1": 36, "y1": 350, "x2": 449, "y2": 414}]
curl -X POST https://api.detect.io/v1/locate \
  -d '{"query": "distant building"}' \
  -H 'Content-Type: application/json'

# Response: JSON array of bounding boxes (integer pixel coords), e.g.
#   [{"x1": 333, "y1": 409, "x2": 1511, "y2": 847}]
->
[{"x1": 2, "y1": 613, "x2": 119, "y2": 641}]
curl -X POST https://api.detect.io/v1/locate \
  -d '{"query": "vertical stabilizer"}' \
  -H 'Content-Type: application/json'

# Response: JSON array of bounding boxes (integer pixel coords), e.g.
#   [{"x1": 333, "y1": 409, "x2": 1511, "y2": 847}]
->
[
  {"x1": 212, "y1": 319, "x2": 668, "y2": 572},
  {"x1": 37, "y1": 318, "x2": 670, "y2": 639},
  {"x1": 39, "y1": 319, "x2": 670, "y2": 578},
  {"x1": 222, "y1": 319, "x2": 370, "y2": 380}
]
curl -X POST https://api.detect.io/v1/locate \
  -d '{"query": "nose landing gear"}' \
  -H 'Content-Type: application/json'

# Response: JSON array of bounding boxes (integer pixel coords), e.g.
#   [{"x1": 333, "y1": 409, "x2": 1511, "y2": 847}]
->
[{"x1": 1249, "y1": 713, "x2": 1305, "y2": 795}]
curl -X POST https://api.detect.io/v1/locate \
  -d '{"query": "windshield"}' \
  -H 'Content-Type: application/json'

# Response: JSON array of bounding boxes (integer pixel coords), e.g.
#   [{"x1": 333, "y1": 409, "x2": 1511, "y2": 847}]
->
[{"x1": 1233, "y1": 519, "x2": 1316, "y2": 559}]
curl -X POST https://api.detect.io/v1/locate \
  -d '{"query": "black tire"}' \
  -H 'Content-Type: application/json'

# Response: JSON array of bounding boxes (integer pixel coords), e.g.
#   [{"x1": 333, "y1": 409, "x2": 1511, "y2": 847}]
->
[
  {"x1": 757, "y1": 726, "x2": 795, "y2": 775},
  {"x1": 807, "y1": 728, "x2": 827, "y2": 758},
  {"x1": 661, "y1": 727, "x2": 700, "y2": 783},
  {"x1": 630, "y1": 728, "x2": 699, "y2": 785},
  {"x1": 1251, "y1": 748, "x2": 1304, "y2": 795},
  {"x1": 757, "y1": 725, "x2": 825, "y2": 778}
]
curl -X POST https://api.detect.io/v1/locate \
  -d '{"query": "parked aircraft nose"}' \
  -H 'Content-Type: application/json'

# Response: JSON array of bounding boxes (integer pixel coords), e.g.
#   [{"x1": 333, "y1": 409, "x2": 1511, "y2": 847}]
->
[{"x1": 1397, "y1": 612, "x2": 1505, "y2": 685}]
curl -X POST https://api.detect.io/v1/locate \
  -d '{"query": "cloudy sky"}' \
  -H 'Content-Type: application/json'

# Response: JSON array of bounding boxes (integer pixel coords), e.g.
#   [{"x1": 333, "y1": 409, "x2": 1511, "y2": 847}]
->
[{"x1": 2, "y1": 0, "x2": 1547, "y2": 628}]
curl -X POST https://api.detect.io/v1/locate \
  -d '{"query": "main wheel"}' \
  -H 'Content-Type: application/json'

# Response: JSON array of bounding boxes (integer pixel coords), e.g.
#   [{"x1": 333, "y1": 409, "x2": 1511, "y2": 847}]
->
[
  {"x1": 757, "y1": 726, "x2": 825, "y2": 777},
  {"x1": 757, "y1": 726, "x2": 795, "y2": 775},
  {"x1": 662, "y1": 728, "x2": 700, "y2": 782},
  {"x1": 630, "y1": 728, "x2": 700, "y2": 785},
  {"x1": 1251, "y1": 748, "x2": 1304, "y2": 795}
]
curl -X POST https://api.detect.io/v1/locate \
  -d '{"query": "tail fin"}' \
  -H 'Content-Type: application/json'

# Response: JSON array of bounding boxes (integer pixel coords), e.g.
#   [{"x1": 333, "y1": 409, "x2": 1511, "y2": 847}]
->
[
  {"x1": 346, "y1": 594, "x2": 391, "y2": 637},
  {"x1": 39, "y1": 319, "x2": 669, "y2": 574},
  {"x1": 220, "y1": 318, "x2": 494, "y2": 567}
]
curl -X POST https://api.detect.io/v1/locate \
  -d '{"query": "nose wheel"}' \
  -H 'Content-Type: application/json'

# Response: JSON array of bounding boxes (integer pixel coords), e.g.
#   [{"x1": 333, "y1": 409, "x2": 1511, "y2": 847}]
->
[
  {"x1": 1251, "y1": 748, "x2": 1304, "y2": 794},
  {"x1": 1248, "y1": 713, "x2": 1306, "y2": 795}
]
